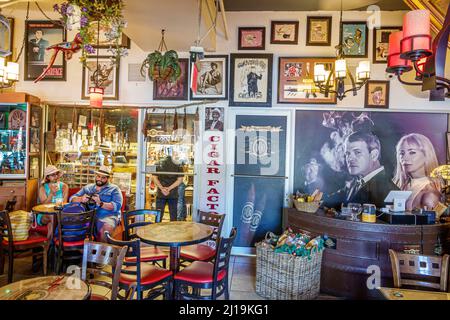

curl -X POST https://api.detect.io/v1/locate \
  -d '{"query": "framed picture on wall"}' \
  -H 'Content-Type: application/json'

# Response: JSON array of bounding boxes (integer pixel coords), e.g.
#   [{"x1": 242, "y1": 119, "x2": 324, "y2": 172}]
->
[
  {"x1": 24, "y1": 20, "x2": 67, "y2": 81},
  {"x1": 190, "y1": 55, "x2": 227, "y2": 100},
  {"x1": 306, "y1": 16, "x2": 332, "y2": 46},
  {"x1": 81, "y1": 56, "x2": 120, "y2": 100},
  {"x1": 153, "y1": 58, "x2": 189, "y2": 100},
  {"x1": 270, "y1": 21, "x2": 299, "y2": 44},
  {"x1": 229, "y1": 53, "x2": 273, "y2": 107},
  {"x1": 89, "y1": 20, "x2": 131, "y2": 49},
  {"x1": 372, "y1": 26, "x2": 402, "y2": 63},
  {"x1": 238, "y1": 27, "x2": 265, "y2": 50},
  {"x1": 364, "y1": 80, "x2": 390, "y2": 108},
  {"x1": 278, "y1": 57, "x2": 337, "y2": 104},
  {"x1": 340, "y1": 21, "x2": 368, "y2": 58}
]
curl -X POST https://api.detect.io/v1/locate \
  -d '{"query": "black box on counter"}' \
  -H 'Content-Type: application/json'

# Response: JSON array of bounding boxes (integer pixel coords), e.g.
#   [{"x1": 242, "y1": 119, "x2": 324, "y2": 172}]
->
[{"x1": 378, "y1": 211, "x2": 435, "y2": 225}]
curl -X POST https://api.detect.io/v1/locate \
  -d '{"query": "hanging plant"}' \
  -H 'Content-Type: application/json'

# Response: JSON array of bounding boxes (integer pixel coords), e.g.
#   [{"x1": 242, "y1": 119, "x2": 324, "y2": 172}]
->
[
  {"x1": 140, "y1": 30, "x2": 181, "y2": 82},
  {"x1": 53, "y1": 0, "x2": 128, "y2": 66}
]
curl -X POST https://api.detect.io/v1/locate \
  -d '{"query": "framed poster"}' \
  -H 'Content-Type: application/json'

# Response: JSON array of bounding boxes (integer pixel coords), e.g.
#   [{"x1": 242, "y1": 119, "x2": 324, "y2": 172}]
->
[
  {"x1": 25, "y1": 20, "x2": 67, "y2": 81},
  {"x1": 205, "y1": 107, "x2": 224, "y2": 132},
  {"x1": 278, "y1": 57, "x2": 337, "y2": 104},
  {"x1": 270, "y1": 21, "x2": 299, "y2": 44},
  {"x1": 190, "y1": 55, "x2": 227, "y2": 100},
  {"x1": 238, "y1": 27, "x2": 265, "y2": 50},
  {"x1": 372, "y1": 26, "x2": 402, "y2": 64},
  {"x1": 153, "y1": 58, "x2": 188, "y2": 100},
  {"x1": 340, "y1": 21, "x2": 368, "y2": 58},
  {"x1": 81, "y1": 56, "x2": 120, "y2": 100},
  {"x1": 365, "y1": 80, "x2": 390, "y2": 108},
  {"x1": 306, "y1": 16, "x2": 332, "y2": 46},
  {"x1": 89, "y1": 20, "x2": 130, "y2": 49},
  {"x1": 229, "y1": 53, "x2": 273, "y2": 107}
]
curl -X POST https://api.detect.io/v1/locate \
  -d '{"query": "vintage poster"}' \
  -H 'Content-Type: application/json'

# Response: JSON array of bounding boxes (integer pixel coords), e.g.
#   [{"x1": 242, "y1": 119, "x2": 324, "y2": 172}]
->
[
  {"x1": 154, "y1": 58, "x2": 188, "y2": 100},
  {"x1": 373, "y1": 27, "x2": 402, "y2": 63},
  {"x1": 82, "y1": 56, "x2": 119, "y2": 100},
  {"x1": 293, "y1": 111, "x2": 447, "y2": 211},
  {"x1": 341, "y1": 22, "x2": 368, "y2": 58},
  {"x1": 191, "y1": 55, "x2": 227, "y2": 100},
  {"x1": 233, "y1": 115, "x2": 287, "y2": 247},
  {"x1": 230, "y1": 54, "x2": 273, "y2": 107}
]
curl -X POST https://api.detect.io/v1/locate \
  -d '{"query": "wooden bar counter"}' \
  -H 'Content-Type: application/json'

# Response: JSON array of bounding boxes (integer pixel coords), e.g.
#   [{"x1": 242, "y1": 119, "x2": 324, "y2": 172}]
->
[{"x1": 283, "y1": 208, "x2": 450, "y2": 299}]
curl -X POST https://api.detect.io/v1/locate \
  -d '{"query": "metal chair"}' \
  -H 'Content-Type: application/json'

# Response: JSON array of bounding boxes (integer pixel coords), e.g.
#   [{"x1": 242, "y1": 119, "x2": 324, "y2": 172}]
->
[
  {"x1": 105, "y1": 231, "x2": 173, "y2": 300},
  {"x1": 81, "y1": 239, "x2": 127, "y2": 300},
  {"x1": 388, "y1": 249, "x2": 450, "y2": 292},
  {"x1": 179, "y1": 211, "x2": 225, "y2": 266},
  {"x1": 174, "y1": 227, "x2": 237, "y2": 300},
  {"x1": 123, "y1": 209, "x2": 168, "y2": 268}
]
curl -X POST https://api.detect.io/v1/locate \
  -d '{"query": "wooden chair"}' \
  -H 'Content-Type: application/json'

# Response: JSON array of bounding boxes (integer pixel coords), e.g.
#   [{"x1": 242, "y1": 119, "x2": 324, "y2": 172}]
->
[
  {"x1": 388, "y1": 249, "x2": 450, "y2": 292},
  {"x1": 174, "y1": 227, "x2": 237, "y2": 300},
  {"x1": 123, "y1": 209, "x2": 168, "y2": 268},
  {"x1": 55, "y1": 209, "x2": 95, "y2": 274},
  {"x1": 105, "y1": 231, "x2": 173, "y2": 300},
  {"x1": 0, "y1": 210, "x2": 52, "y2": 283},
  {"x1": 179, "y1": 211, "x2": 225, "y2": 266},
  {"x1": 81, "y1": 240, "x2": 127, "y2": 300}
]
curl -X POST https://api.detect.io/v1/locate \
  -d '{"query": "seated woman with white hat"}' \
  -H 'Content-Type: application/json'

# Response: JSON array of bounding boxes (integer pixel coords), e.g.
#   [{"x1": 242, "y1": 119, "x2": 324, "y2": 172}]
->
[{"x1": 37, "y1": 165, "x2": 69, "y2": 225}]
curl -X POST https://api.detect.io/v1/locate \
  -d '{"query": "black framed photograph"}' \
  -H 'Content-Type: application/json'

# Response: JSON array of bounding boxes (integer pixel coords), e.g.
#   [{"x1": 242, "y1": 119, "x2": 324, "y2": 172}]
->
[
  {"x1": 306, "y1": 16, "x2": 332, "y2": 46},
  {"x1": 238, "y1": 27, "x2": 265, "y2": 50},
  {"x1": 190, "y1": 55, "x2": 228, "y2": 100},
  {"x1": 373, "y1": 26, "x2": 402, "y2": 64},
  {"x1": 82, "y1": 56, "x2": 120, "y2": 100},
  {"x1": 364, "y1": 80, "x2": 390, "y2": 109},
  {"x1": 89, "y1": 20, "x2": 131, "y2": 49},
  {"x1": 270, "y1": 21, "x2": 299, "y2": 45},
  {"x1": 153, "y1": 58, "x2": 189, "y2": 100},
  {"x1": 340, "y1": 21, "x2": 369, "y2": 58},
  {"x1": 25, "y1": 20, "x2": 67, "y2": 81},
  {"x1": 229, "y1": 53, "x2": 273, "y2": 107}
]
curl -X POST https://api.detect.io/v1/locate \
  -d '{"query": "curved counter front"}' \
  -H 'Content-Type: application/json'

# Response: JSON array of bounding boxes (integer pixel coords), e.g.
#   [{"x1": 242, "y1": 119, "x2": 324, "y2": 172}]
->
[{"x1": 283, "y1": 208, "x2": 450, "y2": 299}]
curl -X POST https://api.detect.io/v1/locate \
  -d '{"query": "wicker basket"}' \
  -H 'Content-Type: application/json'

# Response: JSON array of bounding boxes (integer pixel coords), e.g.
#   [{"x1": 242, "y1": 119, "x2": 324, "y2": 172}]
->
[
  {"x1": 255, "y1": 242, "x2": 323, "y2": 300},
  {"x1": 293, "y1": 199, "x2": 320, "y2": 213}
]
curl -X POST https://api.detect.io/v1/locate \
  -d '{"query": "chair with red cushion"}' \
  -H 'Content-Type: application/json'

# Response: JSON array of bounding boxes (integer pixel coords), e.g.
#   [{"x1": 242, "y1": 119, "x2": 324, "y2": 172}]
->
[
  {"x1": 105, "y1": 231, "x2": 172, "y2": 300},
  {"x1": 55, "y1": 209, "x2": 95, "y2": 274},
  {"x1": 0, "y1": 210, "x2": 52, "y2": 283},
  {"x1": 179, "y1": 211, "x2": 225, "y2": 266},
  {"x1": 174, "y1": 227, "x2": 237, "y2": 300},
  {"x1": 123, "y1": 209, "x2": 168, "y2": 268},
  {"x1": 81, "y1": 239, "x2": 128, "y2": 300}
]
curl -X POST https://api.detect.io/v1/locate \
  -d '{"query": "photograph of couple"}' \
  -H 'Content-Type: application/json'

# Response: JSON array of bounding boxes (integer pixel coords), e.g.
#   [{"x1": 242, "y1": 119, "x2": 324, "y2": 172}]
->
[{"x1": 294, "y1": 111, "x2": 447, "y2": 211}]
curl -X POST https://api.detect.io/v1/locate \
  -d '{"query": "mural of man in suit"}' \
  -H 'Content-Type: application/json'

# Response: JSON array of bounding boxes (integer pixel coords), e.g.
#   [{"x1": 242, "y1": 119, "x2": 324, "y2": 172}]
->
[{"x1": 342, "y1": 131, "x2": 398, "y2": 207}]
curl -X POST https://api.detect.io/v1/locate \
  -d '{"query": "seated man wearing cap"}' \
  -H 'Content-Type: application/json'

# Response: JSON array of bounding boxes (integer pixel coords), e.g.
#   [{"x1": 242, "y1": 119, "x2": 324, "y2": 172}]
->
[{"x1": 70, "y1": 165, "x2": 123, "y2": 242}]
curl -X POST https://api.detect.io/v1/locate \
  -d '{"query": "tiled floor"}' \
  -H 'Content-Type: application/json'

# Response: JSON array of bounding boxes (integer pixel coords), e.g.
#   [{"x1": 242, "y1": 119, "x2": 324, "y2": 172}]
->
[{"x1": 0, "y1": 254, "x2": 341, "y2": 300}]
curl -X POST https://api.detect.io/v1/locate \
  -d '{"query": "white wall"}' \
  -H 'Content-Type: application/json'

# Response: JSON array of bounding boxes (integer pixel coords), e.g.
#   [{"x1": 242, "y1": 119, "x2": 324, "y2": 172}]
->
[{"x1": 3, "y1": 7, "x2": 449, "y2": 110}]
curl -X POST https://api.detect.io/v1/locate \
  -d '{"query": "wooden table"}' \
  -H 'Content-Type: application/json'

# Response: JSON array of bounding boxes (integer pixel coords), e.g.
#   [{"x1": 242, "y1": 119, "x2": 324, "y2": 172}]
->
[
  {"x1": 0, "y1": 275, "x2": 91, "y2": 300},
  {"x1": 136, "y1": 221, "x2": 214, "y2": 273},
  {"x1": 378, "y1": 287, "x2": 450, "y2": 300},
  {"x1": 32, "y1": 203, "x2": 68, "y2": 215}
]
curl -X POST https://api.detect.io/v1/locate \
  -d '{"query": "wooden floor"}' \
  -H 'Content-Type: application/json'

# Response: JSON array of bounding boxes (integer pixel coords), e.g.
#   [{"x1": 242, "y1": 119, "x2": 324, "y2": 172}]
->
[{"x1": 0, "y1": 254, "x2": 343, "y2": 300}]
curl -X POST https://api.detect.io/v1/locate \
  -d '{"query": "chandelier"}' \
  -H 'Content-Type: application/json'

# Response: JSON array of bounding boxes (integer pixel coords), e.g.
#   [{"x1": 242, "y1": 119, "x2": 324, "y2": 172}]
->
[
  {"x1": 386, "y1": 8, "x2": 449, "y2": 100},
  {"x1": 0, "y1": 14, "x2": 19, "y2": 89},
  {"x1": 313, "y1": 0, "x2": 371, "y2": 101}
]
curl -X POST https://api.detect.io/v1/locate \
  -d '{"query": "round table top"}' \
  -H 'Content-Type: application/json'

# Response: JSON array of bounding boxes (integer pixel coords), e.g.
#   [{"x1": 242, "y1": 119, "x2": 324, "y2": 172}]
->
[
  {"x1": 32, "y1": 203, "x2": 68, "y2": 214},
  {"x1": 0, "y1": 275, "x2": 91, "y2": 300},
  {"x1": 136, "y1": 221, "x2": 214, "y2": 247}
]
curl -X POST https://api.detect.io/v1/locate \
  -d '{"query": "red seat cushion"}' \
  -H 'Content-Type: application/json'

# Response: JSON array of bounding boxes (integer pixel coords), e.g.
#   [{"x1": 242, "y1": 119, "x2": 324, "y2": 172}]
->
[
  {"x1": 125, "y1": 246, "x2": 168, "y2": 263},
  {"x1": 2, "y1": 233, "x2": 48, "y2": 246},
  {"x1": 180, "y1": 244, "x2": 216, "y2": 261},
  {"x1": 174, "y1": 261, "x2": 226, "y2": 284},
  {"x1": 89, "y1": 294, "x2": 108, "y2": 300},
  {"x1": 54, "y1": 239, "x2": 85, "y2": 247},
  {"x1": 30, "y1": 225, "x2": 49, "y2": 237},
  {"x1": 119, "y1": 263, "x2": 172, "y2": 285}
]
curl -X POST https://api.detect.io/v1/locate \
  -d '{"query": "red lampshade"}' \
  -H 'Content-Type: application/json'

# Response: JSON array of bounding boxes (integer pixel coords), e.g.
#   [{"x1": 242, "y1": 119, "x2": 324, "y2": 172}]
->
[
  {"x1": 400, "y1": 10, "x2": 432, "y2": 60},
  {"x1": 89, "y1": 87, "x2": 104, "y2": 108},
  {"x1": 386, "y1": 31, "x2": 412, "y2": 74}
]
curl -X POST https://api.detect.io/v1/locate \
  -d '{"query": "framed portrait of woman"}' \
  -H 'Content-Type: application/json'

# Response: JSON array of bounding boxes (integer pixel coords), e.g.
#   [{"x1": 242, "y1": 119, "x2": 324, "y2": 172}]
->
[
  {"x1": 229, "y1": 53, "x2": 273, "y2": 107},
  {"x1": 190, "y1": 55, "x2": 228, "y2": 100}
]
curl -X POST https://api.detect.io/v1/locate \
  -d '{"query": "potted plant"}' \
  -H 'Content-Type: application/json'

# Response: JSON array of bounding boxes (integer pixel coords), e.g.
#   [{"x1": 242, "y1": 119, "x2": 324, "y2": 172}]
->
[{"x1": 141, "y1": 49, "x2": 181, "y2": 82}]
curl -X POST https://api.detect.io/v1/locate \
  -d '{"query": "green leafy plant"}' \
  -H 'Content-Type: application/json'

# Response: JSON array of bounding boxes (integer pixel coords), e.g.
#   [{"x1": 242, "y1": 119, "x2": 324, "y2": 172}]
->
[{"x1": 141, "y1": 50, "x2": 181, "y2": 82}]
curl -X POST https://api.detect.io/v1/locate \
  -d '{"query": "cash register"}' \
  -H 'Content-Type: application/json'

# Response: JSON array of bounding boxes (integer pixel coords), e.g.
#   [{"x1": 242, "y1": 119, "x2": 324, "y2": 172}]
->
[{"x1": 378, "y1": 190, "x2": 436, "y2": 225}]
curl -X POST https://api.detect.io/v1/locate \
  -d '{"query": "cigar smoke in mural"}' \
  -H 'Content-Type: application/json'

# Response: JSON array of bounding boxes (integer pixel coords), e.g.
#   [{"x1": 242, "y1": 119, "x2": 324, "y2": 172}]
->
[{"x1": 294, "y1": 111, "x2": 447, "y2": 211}]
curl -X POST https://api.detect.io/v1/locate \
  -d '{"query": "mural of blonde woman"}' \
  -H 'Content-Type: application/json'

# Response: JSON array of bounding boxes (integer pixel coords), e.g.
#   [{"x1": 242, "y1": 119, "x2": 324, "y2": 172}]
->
[{"x1": 393, "y1": 133, "x2": 442, "y2": 211}]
